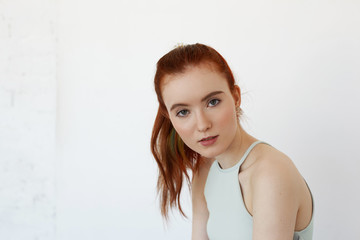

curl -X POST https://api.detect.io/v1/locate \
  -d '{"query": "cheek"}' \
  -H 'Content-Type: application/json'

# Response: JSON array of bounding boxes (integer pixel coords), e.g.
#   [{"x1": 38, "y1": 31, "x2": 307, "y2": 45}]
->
[
  {"x1": 170, "y1": 118, "x2": 193, "y2": 140},
  {"x1": 217, "y1": 103, "x2": 236, "y2": 128}
]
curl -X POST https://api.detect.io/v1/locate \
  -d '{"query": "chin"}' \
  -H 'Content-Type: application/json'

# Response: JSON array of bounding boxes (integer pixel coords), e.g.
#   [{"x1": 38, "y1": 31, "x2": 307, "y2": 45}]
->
[{"x1": 198, "y1": 148, "x2": 223, "y2": 159}]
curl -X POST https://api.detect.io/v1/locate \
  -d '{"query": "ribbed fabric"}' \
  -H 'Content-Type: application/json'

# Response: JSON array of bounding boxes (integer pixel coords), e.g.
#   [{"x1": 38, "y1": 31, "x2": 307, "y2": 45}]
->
[{"x1": 204, "y1": 141, "x2": 314, "y2": 240}]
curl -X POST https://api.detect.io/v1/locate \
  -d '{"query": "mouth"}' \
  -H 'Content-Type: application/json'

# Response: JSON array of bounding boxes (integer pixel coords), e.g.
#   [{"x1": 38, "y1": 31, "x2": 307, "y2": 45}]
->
[
  {"x1": 199, "y1": 135, "x2": 219, "y2": 146},
  {"x1": 199, "y1": 135, "x2": 218, "y2": 142}
]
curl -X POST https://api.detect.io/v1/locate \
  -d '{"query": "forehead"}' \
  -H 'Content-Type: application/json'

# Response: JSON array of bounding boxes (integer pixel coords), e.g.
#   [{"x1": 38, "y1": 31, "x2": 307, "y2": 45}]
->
[{"x1": 161, "y1": 65, "x2": 230, "y2": 108}]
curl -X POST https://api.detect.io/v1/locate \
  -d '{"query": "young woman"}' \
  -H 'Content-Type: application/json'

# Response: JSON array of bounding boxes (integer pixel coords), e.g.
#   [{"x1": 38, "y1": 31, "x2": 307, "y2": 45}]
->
[{"x1": 151, "y1": 43, "x2": 314, "y2": 240}]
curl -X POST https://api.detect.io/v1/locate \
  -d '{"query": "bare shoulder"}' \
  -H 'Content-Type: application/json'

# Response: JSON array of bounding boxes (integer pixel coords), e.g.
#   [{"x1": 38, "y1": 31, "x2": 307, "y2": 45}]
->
[
  {"x1": 191, "y1": 157, "x2": 215, "y2": 240},
  {"x1": 249, "y1": 143, "x2": 313, "y2": 234},
  {"x1": 252, "y1": 144, "x2": 301, "y2": 182},
  {"x1": 192, "y1": 157, "x2": 215, "y2": 196}
]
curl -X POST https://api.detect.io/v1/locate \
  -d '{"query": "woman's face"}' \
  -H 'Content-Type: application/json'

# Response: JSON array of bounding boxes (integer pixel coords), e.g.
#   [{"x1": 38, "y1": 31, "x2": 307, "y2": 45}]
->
[{"x1": 161, "y1": 64, "x2": 240, "y2": 158}]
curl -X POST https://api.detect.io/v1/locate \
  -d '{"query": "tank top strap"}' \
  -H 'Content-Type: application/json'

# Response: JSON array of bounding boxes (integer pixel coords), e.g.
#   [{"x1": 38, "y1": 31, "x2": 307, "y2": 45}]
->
[
  {"x1": 214, "y1": 140, "x2": 270, "y2": 172},
  {"x1": 237, "y1": 140, "x2": 270, "y2": 168}
]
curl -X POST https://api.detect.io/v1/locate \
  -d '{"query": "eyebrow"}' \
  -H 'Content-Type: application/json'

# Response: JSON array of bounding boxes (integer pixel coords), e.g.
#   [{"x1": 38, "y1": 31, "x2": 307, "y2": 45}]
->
[{"x1": 169, "y1": 91, "x2": 224, "y2": 112}]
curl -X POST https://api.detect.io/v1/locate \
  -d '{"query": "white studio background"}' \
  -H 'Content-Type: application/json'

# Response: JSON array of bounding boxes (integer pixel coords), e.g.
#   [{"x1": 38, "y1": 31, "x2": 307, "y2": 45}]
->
[
  {"x1": 0, "y1": 1, "x2": 57, "y2": 239},
  {"x1": 1, "y1": 0, "x2": 359, "y2": 239}
]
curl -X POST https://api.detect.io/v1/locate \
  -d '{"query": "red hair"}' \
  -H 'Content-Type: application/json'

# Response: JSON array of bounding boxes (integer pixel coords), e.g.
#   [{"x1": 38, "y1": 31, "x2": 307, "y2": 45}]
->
[{"x1": 151, "y1": 43, "x2": 237, "y2": 219}]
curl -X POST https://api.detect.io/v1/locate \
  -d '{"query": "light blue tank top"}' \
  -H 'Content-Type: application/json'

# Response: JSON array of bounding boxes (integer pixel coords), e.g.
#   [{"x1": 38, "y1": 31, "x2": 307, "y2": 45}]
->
[{"x1": 204, "y1": 141, "x2": 314, "y2": 240}]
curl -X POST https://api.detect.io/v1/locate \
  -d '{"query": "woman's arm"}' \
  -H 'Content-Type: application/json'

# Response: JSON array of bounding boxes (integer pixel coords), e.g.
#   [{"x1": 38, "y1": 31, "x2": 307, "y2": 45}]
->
[
  {"x1": 251, "y1": 155, "x2": 301, "y2": 240},
  {"x1": 191, "y1": 158, "x2": 214, "y2": 240}
]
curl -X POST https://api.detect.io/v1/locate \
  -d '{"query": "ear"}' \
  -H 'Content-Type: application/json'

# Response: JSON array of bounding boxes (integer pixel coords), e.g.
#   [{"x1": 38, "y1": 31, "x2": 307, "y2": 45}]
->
[{"x1": 232, "y1": 85, "x2": 241, "y2": 107}]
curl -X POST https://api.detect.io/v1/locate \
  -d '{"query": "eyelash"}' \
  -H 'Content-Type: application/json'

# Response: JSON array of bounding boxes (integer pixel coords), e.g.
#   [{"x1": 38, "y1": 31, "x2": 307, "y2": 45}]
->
[{"x1": 176, "y1": 98, "x2": 221, "y2": 117}]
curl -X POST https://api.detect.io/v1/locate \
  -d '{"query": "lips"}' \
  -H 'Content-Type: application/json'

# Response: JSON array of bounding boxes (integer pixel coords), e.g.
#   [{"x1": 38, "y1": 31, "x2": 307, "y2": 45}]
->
[
  {"x1": 199, "y1": 135, "x2": 218, "y2": 146},
  {"x1": 200, "y1": 135, "x2": 218, "y2": 142}
]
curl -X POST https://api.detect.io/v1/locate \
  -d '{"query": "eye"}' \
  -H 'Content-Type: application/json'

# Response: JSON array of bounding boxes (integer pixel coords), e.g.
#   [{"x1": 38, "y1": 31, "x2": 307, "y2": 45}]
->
[
  {"x1": 176, "y1": 109, "x2": 189, "y2": 117},
  {"x1": 208, "y1": 99, "x2": 221, "y2": 107}
]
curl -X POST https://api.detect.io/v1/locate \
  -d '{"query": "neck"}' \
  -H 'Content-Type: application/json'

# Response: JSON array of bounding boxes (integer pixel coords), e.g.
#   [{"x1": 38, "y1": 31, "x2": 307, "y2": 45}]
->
[{"x1": 216, "y1": 123, "x2": 257, "y2": 169}]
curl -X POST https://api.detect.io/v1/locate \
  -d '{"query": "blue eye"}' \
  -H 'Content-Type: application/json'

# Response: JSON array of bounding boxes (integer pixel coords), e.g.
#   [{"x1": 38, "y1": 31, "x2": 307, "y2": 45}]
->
[
  {"x1": 208, "y1": 99, "x2": 220, "y2": 107},
  {"x1": 176, "y1": 109, "x2": 189, "y2": 117}
]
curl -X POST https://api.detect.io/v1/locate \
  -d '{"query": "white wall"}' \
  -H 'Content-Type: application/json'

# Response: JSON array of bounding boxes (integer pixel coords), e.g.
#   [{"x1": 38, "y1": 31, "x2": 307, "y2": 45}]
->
[
  {"x1": 1, "y1": 0, "x2": 359, "y2": 239},
  {"x1": 0, "y1": 0, "x2": 57, "y2": 239}
]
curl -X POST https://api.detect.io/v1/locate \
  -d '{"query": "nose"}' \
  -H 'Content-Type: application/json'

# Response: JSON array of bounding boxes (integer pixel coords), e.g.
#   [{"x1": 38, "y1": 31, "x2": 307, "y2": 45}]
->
[{"x1": 196, "y1": 110, "x2": 212, "y2": 132}]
